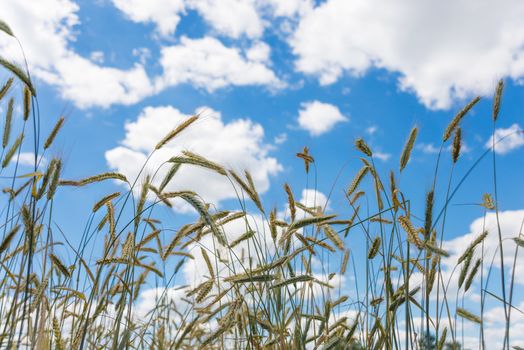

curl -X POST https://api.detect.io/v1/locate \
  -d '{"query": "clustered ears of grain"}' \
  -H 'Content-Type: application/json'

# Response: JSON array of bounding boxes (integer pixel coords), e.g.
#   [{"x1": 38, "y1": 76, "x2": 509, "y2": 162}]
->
[{"x1": 1, "y1": 18, "x2": 523, "y2": 350}]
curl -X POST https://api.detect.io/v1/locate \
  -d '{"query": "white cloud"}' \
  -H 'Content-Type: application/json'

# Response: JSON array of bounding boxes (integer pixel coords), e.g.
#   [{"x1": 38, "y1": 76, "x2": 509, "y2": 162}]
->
[
  {"x1": 40, "y1": 54, "x2": 154, "y2": 109},
  {"x1": 290, "y1": 0, "x2": 524, "y2": 109},
  {"x1": 261, "y1": 0, "x2": 312, "y2": 17},
  {"x1": 0, "y1": 0, "x2": 155, "y2": 109},
  {"x1": 1, "y1": 1, "x2": 286, "y2": 108},
  {"x1": 0, "y1": 0, "x2": 78, "y2": 68},
  {"x1": 297, "y1": 100, "x2": 347, "y2": 136},
  {"x1": 281, "y1": 188, "x2": 330, "y2": 222},
  {"x1": 246, "y1": 41, "x2": 271, "y2": 62},
  {"x1": 156, "y1": 36, "x2": 282, "y2": 92},
  {"x1": 486, "y1": 123, "x2": 524, "y2": 155},
  {"x1": 111, "y1": 0, "x2": 264, "y2": 39},
  {"x1": 105, "y1": 105, "x2": 282, "y2": 212},
  {"x1": 111, "y1": 0, "x2": 185, "y2": 36},
  {"x1": 299, "y1": 188, "x2": 329, "y2": 211},
  {"x1": 189, "y1": 0, "x2": 263, "y2": 39},
  {"x1": 110, "y1": 0, "x2": 312, "y2": 39}
]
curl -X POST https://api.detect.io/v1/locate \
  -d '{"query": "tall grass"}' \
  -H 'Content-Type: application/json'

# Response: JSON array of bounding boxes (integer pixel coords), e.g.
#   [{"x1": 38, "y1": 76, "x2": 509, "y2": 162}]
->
[{"x1": 1, "y1": 19, "x2": 523, "y2": 349}]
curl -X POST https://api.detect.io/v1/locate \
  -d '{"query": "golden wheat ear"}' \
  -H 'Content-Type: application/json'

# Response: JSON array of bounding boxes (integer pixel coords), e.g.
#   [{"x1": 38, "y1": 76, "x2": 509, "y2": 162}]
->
[
  {"x1": 400, "y1": 126, "x2": 418, "y2": 171},
  {"x1": 0, "y1": 56, "x2": 36, "y2": 95},
  {"x1": 443, "y1": 96, "x2": 480, "y2": 141},
  {"x1": 492, "y1": 79, "x2": 504, "y2": 121},
  {"x1": 155, "y1": 114, "x2": 199, "y2": 150}
]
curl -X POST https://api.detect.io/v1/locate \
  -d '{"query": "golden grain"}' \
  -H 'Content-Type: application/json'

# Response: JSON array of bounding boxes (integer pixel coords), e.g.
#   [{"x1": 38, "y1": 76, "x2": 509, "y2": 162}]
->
[{"x1": 400, "y1": 127, "x2": 418, "y2": 171}]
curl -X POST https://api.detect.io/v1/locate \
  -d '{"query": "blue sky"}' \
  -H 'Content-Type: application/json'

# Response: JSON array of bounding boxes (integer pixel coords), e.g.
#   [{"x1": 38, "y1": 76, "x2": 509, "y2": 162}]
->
[{"x1": 2, "y1": 0, "x2": 524, "y2": 347}]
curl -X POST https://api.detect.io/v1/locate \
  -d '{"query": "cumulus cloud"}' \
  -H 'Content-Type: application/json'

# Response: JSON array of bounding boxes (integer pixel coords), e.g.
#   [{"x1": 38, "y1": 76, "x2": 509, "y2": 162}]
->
[
  {"x1": 290, "y1": 0, "x2": 524, "y2": 109},
  {"x1": 112, "y1": 0, "x2": 259, "y2": 39},
  {"x1": 262, "y1": 0, "x2": 312, "y2": 17},
  {"x1": 299, "y1": 188, "x2": 329, "y2": 211},
  {"x1": 112, "y1": 0, "x2": 185, "y2": 36},
  {"x1": 297, "y1": 101, "x2": 348, "y2": 136},
  {"x1": 105, "y1": 105, "x2": 282, "y2": 212},
  {"x1": 39, "y1": 54, "x2": 154, "y2": 108},
  {"x1": 156, "y1": 36, "x2": 282, "y2": 92},
  {"x1": 1, "y1": 1, "x2": 285, "y2": 109},
  {"x1": 0, "y1": 0, "x2": 155, "y2": 109},
  {"x1": 0, "y1": 0, "x2": 78, "y2": 68},
  {"x1": 245, "y1": 41, "x2": 271, "y2": 62},
  {"x1": 189, "y1": 0, "x2": 263, "y2": 39},
  {"x1": 486, "y1": 123, "x2": 524, "y2": 154},
  {"x1": 110, "y1": 0, "x2": 312, "y2": 38}
]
